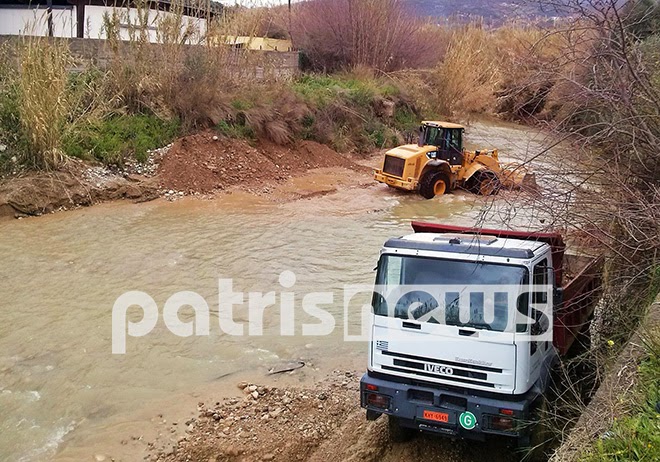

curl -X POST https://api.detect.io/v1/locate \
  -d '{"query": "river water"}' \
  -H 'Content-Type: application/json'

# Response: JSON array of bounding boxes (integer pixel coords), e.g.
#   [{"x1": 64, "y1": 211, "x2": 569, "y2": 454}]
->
[{"x1": 0, "y1": 121, "x2": 563, "y2": 461}]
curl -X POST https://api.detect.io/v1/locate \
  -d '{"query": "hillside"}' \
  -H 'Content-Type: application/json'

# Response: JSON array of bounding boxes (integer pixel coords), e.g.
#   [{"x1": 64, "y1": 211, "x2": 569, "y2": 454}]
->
[{"x1": 405, "y1": 0, "x2": 566, "y2": 23}]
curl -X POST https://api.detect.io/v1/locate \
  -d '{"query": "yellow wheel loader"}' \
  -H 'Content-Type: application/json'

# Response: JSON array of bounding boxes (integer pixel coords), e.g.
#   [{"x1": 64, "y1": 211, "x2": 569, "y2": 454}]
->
[{"x1": 374, "y1": 121, "x2": 533, "y2": 198}]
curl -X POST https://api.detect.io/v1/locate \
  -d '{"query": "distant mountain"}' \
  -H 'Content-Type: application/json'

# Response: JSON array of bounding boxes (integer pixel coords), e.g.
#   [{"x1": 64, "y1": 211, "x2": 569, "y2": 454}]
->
[{"x1": 404, "y1": 0, "x2": 567, "y2": 23}]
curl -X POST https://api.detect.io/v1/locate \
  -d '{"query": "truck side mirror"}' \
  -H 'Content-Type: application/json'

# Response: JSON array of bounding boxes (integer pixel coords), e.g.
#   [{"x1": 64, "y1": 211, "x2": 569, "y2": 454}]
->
[{"x1": 553, "y1": 287, "x2": 564, "y2": 306}]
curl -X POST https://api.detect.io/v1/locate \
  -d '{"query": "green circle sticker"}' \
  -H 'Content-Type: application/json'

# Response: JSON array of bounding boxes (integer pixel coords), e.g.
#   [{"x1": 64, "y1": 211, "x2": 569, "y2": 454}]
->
[{"x1": 459, "y1": 411, "x2": 477, "y2": 430}]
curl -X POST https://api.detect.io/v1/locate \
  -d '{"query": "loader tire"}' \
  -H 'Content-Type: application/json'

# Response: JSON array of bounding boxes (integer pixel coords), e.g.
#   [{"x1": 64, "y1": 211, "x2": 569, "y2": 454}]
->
[
  {"x1": 475, "y1": 170, "x2": 501, "y2": 196},
  {"x1": 388, "y1": 416, "x2": 415, "y2": 443},
  {"x1": 419, "y1": 171, "x2": 450, "y2": 199}
]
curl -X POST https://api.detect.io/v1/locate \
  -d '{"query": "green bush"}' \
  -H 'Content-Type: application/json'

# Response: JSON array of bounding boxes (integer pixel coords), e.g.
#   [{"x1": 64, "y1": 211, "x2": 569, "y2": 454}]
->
[
  {"x1": 0, "y1": 77, "x2": 25, "y2": 171},
  {"x1": 292, "y1": 74, "x2": 380, "y2": 109},
  {"x1": 215, "y1": 120, "x2": 255, "y2": 141},
  {"x1": 230, "y1": 99, "x2": 254, "y2": 111},
  {"x1": 393, "y1": 105, "x2": 420, "y2": 134},
  {"x1": 63, "y1": 114, "x2": 180, "y2": 165},
  {"x1": 580, "y1": 332, "x2": 660, "y2": 462},
  {"x1": 367, "y1": 123, "x2": 387, "y2": 148}
]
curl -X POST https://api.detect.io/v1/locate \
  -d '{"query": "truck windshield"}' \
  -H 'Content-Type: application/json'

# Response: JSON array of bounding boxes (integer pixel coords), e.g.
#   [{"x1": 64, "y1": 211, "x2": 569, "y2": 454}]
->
[{"x1": 373, "y1": 255, "x2": 528, "y2": 332}]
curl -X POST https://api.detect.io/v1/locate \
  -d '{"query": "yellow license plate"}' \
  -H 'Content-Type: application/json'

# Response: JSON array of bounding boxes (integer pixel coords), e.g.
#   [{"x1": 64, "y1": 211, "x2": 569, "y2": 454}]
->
[{"x1": 423, "y1": 410, "x2": 449, "y2": 423}]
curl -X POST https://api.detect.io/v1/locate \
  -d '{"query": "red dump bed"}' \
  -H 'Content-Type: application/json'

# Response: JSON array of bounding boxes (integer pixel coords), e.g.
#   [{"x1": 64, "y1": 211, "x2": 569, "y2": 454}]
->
[{"x1": 411, "y1": 221, "x2": 603, "y2": 355}]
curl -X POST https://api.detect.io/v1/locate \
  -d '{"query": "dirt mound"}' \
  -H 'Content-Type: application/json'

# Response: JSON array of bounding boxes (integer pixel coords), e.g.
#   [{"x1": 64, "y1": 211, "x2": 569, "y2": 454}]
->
[
  {"x1": 150, "y1": 370, "x2": 516, "y2": 462},
  {"x1": 153, "y1": 371, "x2": 366, "y2": 462},
  {"x1": 0, "y1": 134, "x2": 361, "y2": 219},
  {"x1": 157, "y1": 132, "x2": 357, "y2": 194}
]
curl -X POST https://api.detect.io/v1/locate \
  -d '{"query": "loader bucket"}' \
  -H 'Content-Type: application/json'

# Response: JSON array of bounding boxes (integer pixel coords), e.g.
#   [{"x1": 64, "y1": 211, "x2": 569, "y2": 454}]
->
[{"x1": 499, "y1": 163, "x2": 538, "y2": 192}]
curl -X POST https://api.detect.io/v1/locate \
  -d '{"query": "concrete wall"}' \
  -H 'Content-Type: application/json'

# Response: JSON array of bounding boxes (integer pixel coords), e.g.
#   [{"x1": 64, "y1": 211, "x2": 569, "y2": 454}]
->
[
  {"x1": 0, "y1": 35, "x2": 300, "y2": 80},
  {"x1": 224, "y1": 36, "x2": 294, "y2": 52},
  {"x1": 0, "y1": 6, "x2": 76, "y2": 38}
]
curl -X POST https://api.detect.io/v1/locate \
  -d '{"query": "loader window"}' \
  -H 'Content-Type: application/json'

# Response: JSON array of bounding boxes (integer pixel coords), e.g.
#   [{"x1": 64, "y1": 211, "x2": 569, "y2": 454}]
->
[
  {"x1": 373, "y1": 255, "x2": 528, "y2": 332},
  {"x1": 445, "y1": 129, "x2": 462, "y2": 152},
  {"x1": 419, "y1": 125, "x2": 447, "y2": 148},
  {"x1": 442, "y1": 129, "x2": 463, "y2": 165}
]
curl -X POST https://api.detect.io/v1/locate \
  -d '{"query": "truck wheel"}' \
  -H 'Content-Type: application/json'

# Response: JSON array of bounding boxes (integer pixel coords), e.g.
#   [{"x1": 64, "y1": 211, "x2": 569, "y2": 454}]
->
[
  {"x1": 388, "y1": 416, "x2": 415, "y2": 443},
  {"x1": 419, "y1": 171, "x2": 450, "y2": 199},
  {"x1": 475, "y1": 171, "x2": 501, "y2": 196},
  {"x1": 521, "y1": 397, "x2": 552, "y2": 462}
]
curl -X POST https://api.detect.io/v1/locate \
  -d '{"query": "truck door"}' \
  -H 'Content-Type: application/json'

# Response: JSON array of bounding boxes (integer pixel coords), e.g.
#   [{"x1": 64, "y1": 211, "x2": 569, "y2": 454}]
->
[{"x1": 530, "y1": 258, "x2": 552, "y2": 363}]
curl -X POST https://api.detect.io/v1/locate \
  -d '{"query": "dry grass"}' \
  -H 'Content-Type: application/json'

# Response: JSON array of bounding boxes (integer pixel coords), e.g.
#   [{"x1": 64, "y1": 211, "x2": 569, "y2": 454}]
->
[
  {"x1": 15, "y1": 36, "x2": 110, "y2": 169},
  {"x1": 422, "y1": 22, "x2": 568, "y2": 119},
  {"x1": 101, "y1": 0, "x2": 276, "y2": 131},
  {"x1": 16, "y1": 37, "x2": 72, "y2": 169},
  {"x1": 433, "y1": 25, "x2": 501, "y2": 116}
]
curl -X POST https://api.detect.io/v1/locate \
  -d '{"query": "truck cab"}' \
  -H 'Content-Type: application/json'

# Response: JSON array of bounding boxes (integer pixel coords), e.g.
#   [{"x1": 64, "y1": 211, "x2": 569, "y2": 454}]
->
[{"x1": 360, "y1": 229, "x2": 559, "y2": 443}]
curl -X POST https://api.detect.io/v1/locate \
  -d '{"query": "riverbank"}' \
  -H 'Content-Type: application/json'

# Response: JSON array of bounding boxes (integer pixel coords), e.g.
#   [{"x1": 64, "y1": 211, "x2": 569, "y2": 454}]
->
[
  {"x1": 133, "y1": 366, "x2": 518, "y2": 462},
  {"x1": 149, "y1": 370, "x2": 512, "y2": 462},
  {"x1": 0, "y1": 120, "x2": 568, "y2": 462},
  {"x1": 551, "y1": 299, "x2": 660, "y2": 462},
  {"x1": 0, "y1": 132, "x2": 371, "y2": 219}
]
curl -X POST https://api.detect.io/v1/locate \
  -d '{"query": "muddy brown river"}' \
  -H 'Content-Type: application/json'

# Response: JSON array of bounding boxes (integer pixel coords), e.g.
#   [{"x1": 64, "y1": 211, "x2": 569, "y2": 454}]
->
[{"x1": 0, "y1": 121, "x2": 567, "y2": 461}]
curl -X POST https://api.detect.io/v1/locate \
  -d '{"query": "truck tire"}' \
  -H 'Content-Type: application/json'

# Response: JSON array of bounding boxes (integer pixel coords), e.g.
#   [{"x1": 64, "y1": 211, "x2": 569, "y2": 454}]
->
[
  {"x1": 388, "y1": 416, "x2": 415, "y2": 443},
  {"x1": 419, "y1": 171, "x2": 450, "y2": 199}
]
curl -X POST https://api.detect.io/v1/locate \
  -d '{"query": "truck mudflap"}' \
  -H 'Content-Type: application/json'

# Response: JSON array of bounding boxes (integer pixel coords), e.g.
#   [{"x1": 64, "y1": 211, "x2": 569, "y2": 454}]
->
[{"x1": 360, "y1": 372, "x2": 539, "y2": 442}]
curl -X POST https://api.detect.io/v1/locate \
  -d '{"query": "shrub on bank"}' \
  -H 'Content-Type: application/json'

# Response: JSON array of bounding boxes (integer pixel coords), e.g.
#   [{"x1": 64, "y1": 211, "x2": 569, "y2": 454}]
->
[
  {"x1": 0, "y1": 50, "x2": 23, "y2": 174},
  {"x1": 63, "y1": 114, "x2": 181, "y2": 165},
  {"x1": 579, "y1": 331, "x2": 660, "y2": 462},
  {"x1": 209, "y1": 73, "x2": 421, "y2": 153},
  {"x1": 0, "y1": 10, "x2": 572, "y2": 170}
]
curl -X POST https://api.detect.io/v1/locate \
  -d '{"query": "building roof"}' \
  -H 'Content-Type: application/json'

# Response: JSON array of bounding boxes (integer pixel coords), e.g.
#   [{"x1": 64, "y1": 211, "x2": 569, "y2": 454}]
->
[
  {"x1": 422, "y1": 121, "x2": 465, "y2": 129},
  {"x1": 0, "y1": 0, "x2": 222, "y2": 16}
]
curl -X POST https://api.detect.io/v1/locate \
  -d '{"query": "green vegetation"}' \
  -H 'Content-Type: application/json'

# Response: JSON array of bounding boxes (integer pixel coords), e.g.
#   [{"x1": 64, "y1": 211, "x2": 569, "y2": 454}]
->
[
  {"x1": 292, "y1": 74, "x2": 381, "y2": 109},
  {"x1": 0, "y1": 39, "x2": 431, "y2": 171},
  {"x1": 281, "y1": 73, "x2": 421, "y2": 151},
  {"x1": 63, "y1": 115, "x2": 180, "y2": 165},
  {"x1": 579, "y1": 332, "x2": 660, "y2": 462},
  {"x1": 215, "y1": 119, "x2": 255, "y2": 141},
  {"x1": 0, "y1": 68, "x2": 22, "y2": 174}
]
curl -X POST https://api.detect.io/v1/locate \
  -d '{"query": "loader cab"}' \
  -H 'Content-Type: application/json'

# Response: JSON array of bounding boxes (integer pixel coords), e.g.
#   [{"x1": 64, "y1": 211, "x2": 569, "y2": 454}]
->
[{"x1": 418, "y1": 122, "x2": 464, "y2": 165}]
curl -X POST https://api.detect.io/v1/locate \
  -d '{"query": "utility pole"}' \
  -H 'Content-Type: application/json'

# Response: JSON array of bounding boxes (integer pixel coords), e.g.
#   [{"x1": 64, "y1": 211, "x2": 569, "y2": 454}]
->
[{"x1": 47, "y1": 0, "x2": 54, "y2": 37}]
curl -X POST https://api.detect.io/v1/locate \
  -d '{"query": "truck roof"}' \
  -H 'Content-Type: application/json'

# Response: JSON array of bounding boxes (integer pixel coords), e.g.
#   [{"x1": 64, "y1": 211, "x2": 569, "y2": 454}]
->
[{"x1": 384, "y1": 233, "x2": 547, "y2": 260}]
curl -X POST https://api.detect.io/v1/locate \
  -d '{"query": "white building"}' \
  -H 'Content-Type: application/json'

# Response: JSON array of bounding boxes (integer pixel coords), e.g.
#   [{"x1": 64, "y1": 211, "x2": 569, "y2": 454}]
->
[{"x1": 0, "y1": 1, "x2": 217, "y2": 43}]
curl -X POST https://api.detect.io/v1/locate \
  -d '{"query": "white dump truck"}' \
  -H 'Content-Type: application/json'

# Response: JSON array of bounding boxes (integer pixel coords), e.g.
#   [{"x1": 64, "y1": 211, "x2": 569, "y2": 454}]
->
[{"x1": 360, "y1": 222, "x2": 603, "y2": 452}]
